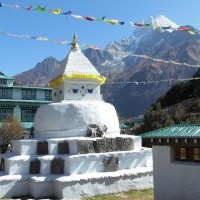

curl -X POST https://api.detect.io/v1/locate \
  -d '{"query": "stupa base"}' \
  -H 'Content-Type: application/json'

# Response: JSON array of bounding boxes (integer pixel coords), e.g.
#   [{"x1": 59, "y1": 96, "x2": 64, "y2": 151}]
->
[{"x1": 0, "y1": 168, "x2": 153, "y2": 199}]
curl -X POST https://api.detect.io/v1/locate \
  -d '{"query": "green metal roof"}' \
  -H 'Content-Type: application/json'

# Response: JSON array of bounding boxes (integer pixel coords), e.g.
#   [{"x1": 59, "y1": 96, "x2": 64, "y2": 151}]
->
[
  {"x1": 0, "y1": 85, "x2": 51, "y2": 90},
  {"x1": 0, "y1": 122, "x2": 33, "y2": 129},
  {"x1": 0, "y1": 75, "x2": 14, "y2": 80},
  {"x1": 12, "y1": 85, "x2": 51, "y2": 90},
  {"x1": 141, "y1": 124, "x2": 200, "y2": 138},
  {"x1": 0, "y1": 99, "x2": 51, "y2": 104}
]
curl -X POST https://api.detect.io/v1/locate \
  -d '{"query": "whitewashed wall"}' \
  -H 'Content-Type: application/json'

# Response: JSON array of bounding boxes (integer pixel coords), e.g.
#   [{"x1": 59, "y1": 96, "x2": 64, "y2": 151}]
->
[{"x1": 153, "y1": 146, "x2": 200, "y2": 200}]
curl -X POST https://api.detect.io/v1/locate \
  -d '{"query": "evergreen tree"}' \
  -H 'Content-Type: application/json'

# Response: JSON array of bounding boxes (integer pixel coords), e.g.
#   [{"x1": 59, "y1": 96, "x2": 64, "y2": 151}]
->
[{"x1": 137, "y1": 102, "x2": 174, "y2": 134}]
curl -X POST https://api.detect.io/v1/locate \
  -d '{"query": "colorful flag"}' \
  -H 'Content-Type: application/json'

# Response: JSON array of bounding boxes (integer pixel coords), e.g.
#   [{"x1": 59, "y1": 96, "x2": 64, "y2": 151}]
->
[
  {"x1": 9, "y1": 5, "x2": 20, "y2": 9},
  {"x1": 26, "y1": 6, "x2": 33, "y2": 11},
  {"x1": 154, "y1": 25, "x2": 161, "y2": 30},
  {"x1": 51, "y1": 8, "x2": 61, "y2": 15},
  {"x1": 134, "y1": 23, "x2": 145, "y2": 27},
  {"x1": 36, "y1": 5, "x2": 46, "y2": 12},
  {"x1": 187, "y1": 30, "x2": 196, "y2": 35},
  {"x1": 118, "y1": 21, "x2": 125, "y2": 25},
  {"x1": 0, "y1": 2, "x2": 3, "y2": 7},
  {"x1": 62, "y1": 10, "x2": 72, "y2": 15},
  {"x1": 104, "y1": 19, "x2": 119, "y2": 25},
  {"x1": 71, "y1": 14, "x2": 83, "y2": 19},
  {"x1": 36, "y1": 36, "x2": 49, "y2": 41},
  {"x1": 83, "y1": 16, "x2": 95, "y2": 21},
  {"x1": 177, "y1": 27, "x2": 190, "y2": 31},
  {"x1": 161, "y1": 26, "x2": 171, "y2": 30},
  {"x1": 96, "y1": 16, "x2": 106, "y2": 21}
]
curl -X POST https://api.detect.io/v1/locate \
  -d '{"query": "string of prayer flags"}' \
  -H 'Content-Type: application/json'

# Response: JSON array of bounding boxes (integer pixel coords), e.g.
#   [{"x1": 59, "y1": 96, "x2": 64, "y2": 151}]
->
[
  {"x1": 0, "y1": 2, "x2": 198, "y2": 35},
  {"x1": 106, "y1": 76, "x2": 200, "y2": 86},
  {"x1": 0, "y1": 30, "x2": 71, "y2": 45},
  {"x1": 1, "y1": 28, "x2": 200, "y2": 75}
]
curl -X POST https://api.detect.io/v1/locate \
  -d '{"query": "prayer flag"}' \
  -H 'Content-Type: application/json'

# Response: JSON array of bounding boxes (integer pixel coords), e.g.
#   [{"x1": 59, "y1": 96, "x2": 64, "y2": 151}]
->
[
  {"x1": 10, "y1": 5, "x2": 20, "y2": 9},
  {"x1": 26, "y1": 6, "x2": 33, "y2": 11},
  {"x1": 104, "y1": 19, "x2": 119, "y2": 25},
  {"x1": 71, "y1": 14, "x2": 83, "y2": 19},
  {"x1": 36, "y1": 5, "x2": 46, "y2": 12},
  {"x1": 161, "y1": 26, "x2": 171, "y2": 30},
  {"x1": 0, "y1": 2, "x2": 2, "y2": 7},
  {"x1": 96, "y1": 16, "x2": 106, "y2": 21},
  {"x1": 128, "y1": 22, "x2": 134, "y2": 27},
  {"x1": 134, "y1": 23, "x2": 145, "y2": 27},
  {"x1": 187, "y1": 30, "x2": 196, "y2": 35},
  {"x1": 62, "y1": 10, "x2": 72, "y2": 15},
  {"x1": 154, "y1": 25, "x2": 161, "y2": 30},
  {"x1": 36, "y1": 36, "x2": 49, "y2": 41},
  {"x1": 51, "y1": 8, "x2": 61, "y2": 15},
  {"x1": 118, "y1": 21, "x2": 125, "y2": 25},
  {"x1": 83, "y1": 16, "x2": 95, "y2": 21},
  {"x1": 177, "y1": 27, "x2": 190, "y2": 31}
]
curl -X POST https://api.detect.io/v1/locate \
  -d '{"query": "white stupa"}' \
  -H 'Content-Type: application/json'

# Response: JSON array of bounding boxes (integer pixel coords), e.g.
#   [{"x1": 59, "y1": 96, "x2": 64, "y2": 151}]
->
[
  {"x1": 0, "y1": 34, "x2": 153, "y2": 199},
  {"x1": 34, "y1": 34, "x2": 120, "y2": 139}
]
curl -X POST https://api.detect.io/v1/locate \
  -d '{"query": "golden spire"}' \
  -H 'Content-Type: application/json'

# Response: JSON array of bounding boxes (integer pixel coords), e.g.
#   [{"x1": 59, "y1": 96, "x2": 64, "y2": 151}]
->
[{"x1": 71, "y1": 33, "x2": 79, "y2": 50}]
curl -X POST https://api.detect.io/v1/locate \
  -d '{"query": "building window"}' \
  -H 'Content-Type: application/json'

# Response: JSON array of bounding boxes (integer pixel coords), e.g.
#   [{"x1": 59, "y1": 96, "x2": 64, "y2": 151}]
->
[
  {"x1": 180, "y1": 148, "x2": 187, "y2": 160},
  {"x1": 184, "y1": 139, "x2": 188, "y2": 143},
  {"x1": 22, "y1": 89, "x2": 36, "y2": 100},
  {"x1": 174, "y1": 147, "x2": 200, "y2": 162},
  {"x1": 0, "y1": 88, "x2": 12, "y2": 99},
  {"x1": 194, "y1": 148, "x2": 200, "y2": 161},
  {"x1": 0, "y1": 79, "x2": 7, "y2": 85},
  {"x1": 166, "y1": 138, "x2": 170, "y2": 143},
  {"x1": 45, "y1": 90, "x2": 52, "y2": 101},
  {"x1": 194, "y1": 139, "x2": 198, "y2": 143},
  {"x1": 21, "y1": 109, "x2": 36, "y2": 122},
  {"x1": 0, "y1": 109, "x2": 13, "y2": 121}
]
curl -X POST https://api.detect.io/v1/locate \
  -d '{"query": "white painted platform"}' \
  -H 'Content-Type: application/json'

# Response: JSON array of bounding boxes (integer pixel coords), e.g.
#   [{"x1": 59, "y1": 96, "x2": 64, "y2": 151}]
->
[{"x1": 0, "y1": 167, "x2": 153, "y2": 199}]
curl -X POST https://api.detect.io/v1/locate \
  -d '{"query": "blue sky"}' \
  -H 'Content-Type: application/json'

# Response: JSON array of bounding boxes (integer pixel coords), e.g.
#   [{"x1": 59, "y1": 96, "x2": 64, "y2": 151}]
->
[{"x1": 1, "y1": 0, "x2": 200, "y2": 76}]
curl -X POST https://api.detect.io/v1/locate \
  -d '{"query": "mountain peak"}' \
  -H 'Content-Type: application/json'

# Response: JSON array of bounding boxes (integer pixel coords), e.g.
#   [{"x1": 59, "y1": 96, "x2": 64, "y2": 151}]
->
[{"x1": 151, "y1": 15, "x2": 179, "y2": 30}]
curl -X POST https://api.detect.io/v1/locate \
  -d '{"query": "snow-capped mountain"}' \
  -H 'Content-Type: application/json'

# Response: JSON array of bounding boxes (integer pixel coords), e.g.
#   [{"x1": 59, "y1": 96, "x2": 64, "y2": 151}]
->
[{"x1": 14, "y1": 16, "x2": 200, "y2": 117}]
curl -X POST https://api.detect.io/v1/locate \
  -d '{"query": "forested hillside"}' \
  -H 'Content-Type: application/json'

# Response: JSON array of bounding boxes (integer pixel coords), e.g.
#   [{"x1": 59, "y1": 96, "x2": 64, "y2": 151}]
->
[{"x1": 136, "y1": 68, "x2": 200, "y2": 134}]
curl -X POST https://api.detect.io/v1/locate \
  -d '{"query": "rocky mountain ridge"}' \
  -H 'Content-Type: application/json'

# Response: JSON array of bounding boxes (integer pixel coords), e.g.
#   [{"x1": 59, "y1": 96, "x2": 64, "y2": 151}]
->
[{"x1": 13, "y1": 16, "x2": 200, "y2": 117}]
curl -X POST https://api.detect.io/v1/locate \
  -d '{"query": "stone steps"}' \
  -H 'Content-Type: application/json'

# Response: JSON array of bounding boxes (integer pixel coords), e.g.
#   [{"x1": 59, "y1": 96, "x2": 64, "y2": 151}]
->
[
  {"x1": 1, "y1": 148, "x2": 152, "y2": 175},
  {"x1": 0, "y1": 167, "x2": 153, "y2": 199}
]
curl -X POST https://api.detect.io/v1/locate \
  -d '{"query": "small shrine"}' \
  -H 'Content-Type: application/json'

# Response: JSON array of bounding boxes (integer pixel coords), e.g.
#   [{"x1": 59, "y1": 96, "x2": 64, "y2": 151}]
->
[{"x1": 0, "y1": 34, "x2": 153, "y2": 199}]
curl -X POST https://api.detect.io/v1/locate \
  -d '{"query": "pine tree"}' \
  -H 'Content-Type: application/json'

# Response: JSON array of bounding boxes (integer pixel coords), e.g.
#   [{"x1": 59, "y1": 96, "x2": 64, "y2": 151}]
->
[{"x1": 137, "y1": 102, "x2": 174, "y2": 134}]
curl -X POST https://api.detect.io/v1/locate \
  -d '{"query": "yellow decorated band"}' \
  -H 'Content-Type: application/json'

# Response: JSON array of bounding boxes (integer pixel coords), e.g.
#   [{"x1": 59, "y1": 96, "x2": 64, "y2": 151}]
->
[{"x1": 49, "y1": 73, "x2": 106, "y2": 88}]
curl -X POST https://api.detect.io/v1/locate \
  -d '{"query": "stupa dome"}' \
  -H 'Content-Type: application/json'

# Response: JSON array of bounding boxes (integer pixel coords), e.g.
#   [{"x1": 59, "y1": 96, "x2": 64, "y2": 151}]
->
[
  {"x1": 33, "y1": 34, "x2": 120, "y2": 139},
  {"x1": 34, "y1": 101, "x2": 120, "y2": 139}
]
